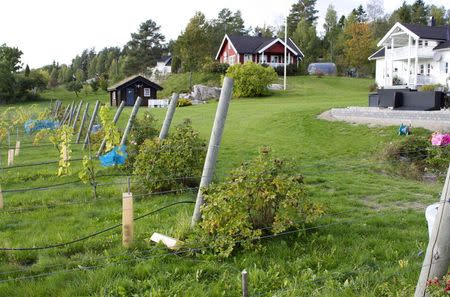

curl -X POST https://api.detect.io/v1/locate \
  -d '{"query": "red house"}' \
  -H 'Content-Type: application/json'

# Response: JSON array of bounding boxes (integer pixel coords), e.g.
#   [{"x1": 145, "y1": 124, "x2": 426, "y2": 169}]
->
[{"x1": 215, "y1": 34, "x2": 304, "y2": 67}]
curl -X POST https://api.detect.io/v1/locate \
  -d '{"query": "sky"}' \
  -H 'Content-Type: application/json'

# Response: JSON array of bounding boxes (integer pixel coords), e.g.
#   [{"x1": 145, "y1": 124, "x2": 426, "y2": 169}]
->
[{"x1": 0, "y1": 0, "x2": 448, "y2": 68}]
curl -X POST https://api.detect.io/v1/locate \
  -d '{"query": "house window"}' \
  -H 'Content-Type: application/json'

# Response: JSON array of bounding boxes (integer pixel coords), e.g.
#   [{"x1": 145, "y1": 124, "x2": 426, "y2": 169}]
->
[
  {"x1": 224, "y1": 52, "x2": 228, "y2": 63},
  {"x1": 112, "y1": 92, "x2": 116, "y2": 100},
  {"x1": 418, "y1": 40, "x2": 423, "y2": 46},
  {"x1": 229, "y1": 55, "x2": 236, "y2": 65},
  {"x1": 446, "y1": 62, "x2": 448, "y2": 74},
  {"x1": 427, "y1": 64, "x2": 431, "y2": 76},
  {"x1": 260, "y1": 54, "x2": 266, "y2": 63},
  {"x1": 420, "y1": 64, "x2": 424, "y2": 74},
  {"x1": 244, "y1": 54, "x2": 252, "y2": 63},
  {"x1": 424, "y1": 41, "x2": 428, "y2": 47},
  {"x1": 144, "y1": 88, "x2": 151, "y2": 97},
  {"x1": 271, "y1": 56, "x2": 280, "y2": 63}
]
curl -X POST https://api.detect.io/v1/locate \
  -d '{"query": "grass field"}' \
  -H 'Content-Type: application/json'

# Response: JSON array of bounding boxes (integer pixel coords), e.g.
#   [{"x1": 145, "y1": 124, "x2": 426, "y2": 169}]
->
[{"x1": 0, "y1": 76, "x2": 441, "y2": 296}]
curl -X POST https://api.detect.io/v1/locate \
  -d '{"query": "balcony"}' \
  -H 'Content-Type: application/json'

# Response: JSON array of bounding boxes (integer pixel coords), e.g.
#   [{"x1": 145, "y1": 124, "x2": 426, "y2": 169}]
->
[{"x1": 387, "y1": 46, "x2": 435, "y2": 60}]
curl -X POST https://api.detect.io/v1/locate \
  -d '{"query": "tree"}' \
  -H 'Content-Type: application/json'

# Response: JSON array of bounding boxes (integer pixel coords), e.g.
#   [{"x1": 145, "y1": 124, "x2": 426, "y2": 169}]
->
[
  {"x1": 90, "y1": 79, "x2": 99, "y2": 93},
  {"x1": 0, "y1": 44, "x2": 22, "y2": 72},
  {"x1": 75, "y1": 68, "x2": 85, "y2": 82},
  {"x1": 430, "y1": 5, "x2": 447, "y2": 25},
  {"x1": 252, "y1": 25, "x2": 275, "y2": 38},
  {"x1": 390, "y1": 1, "x2": 412, "y2": 23},
  {"x1": 366, "y1": 0, "x2": 384, "y2": 21},
  {"x1": 292, "y1": 18, "x2": 320, "y2": 73},
  {"x1": 323, "y1": 5, "x2": 340, "y2": 61},
  {"x1": 344, "y1": 22, "x2": 374, "y2": 76},
  {"x1": 214, "y1": 8, "x2": 246, "y2": 36},
  {"x1": 287, "y1": 0, "x2": 318, "y2": 35},
  {"x1": 173, "y1": 12, "x2": 212, "y2": 73},
  {"x1": 48, "y1": 67, "x2": 58, "y2": 88},
  {"x1": 24, "y1": 65, "x2": 30, "y2": 77},
  {"x1": 123, "y1": 19, "x2": 165, "y2": 76},
  {"x1": 66, "y1": 81, "x2": 83, "y2": 98},
  {"x1": 411, "y1": 0, "x2": 429, "y2": 25}
]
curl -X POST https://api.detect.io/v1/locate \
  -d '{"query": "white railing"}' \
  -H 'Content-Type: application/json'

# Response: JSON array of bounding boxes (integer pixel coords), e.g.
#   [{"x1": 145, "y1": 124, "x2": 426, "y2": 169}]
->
[
  {"x1": 388, "y1": 46, "x2": 435, "y2": 60},
  {"x1": 259, "y1": 62, "x2": 289, "y2": 68}
]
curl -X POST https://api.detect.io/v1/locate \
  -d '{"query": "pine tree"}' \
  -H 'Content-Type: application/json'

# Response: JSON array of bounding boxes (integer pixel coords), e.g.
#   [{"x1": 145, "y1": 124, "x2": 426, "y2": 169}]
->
[
  {"x1": 24, "y1": 64, "x2": 30, "y2": 77},
  {"x1": 287, "y1": 0, "x2": 318, "y2": 35}
]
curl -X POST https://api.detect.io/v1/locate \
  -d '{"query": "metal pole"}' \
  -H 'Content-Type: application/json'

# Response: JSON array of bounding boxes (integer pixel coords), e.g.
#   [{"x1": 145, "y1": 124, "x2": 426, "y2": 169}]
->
[
  {"x1": 415, "y1": 164, "x2": 450, "y2": 296},
  {"x1": 242, "y1": 270, "x2": 248, "y2": 297},
  {"x1": 83, "y1": 100, "x2": 100, "y2": 149},
  {"x1": 191, "y1": 77, "x2": 234, "y2": 226},
  {"x1": 72, "y1": 101, "x2": 83, "y2": 130},
  {"x1": 60, "y1": 104, "x2": 70, "y2": 125},
  {"x1": 284, "y1": 8, "x2": 288, "y2": 91},
  {"x1": 97, "y1": 100, "x2": 125, "y2": 155},
  {"x1": 120, "y1": 97, "x2": 142, "y2": 147},
  {"x1": 76, "y1": 102, "x2": 90, "y2": 144},
  {"x1": 159, "y1": 93, "x2": 179, "y2": 140},
  {"x1": 67, "y1": 101, "x2": 75, "y2": 126}
]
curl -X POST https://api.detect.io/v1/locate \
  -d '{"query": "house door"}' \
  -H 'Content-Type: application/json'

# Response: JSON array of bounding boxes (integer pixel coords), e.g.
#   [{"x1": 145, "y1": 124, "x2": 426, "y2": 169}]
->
[{"x1": 126, "y1": 88, "x2": 135, "y2": 105}]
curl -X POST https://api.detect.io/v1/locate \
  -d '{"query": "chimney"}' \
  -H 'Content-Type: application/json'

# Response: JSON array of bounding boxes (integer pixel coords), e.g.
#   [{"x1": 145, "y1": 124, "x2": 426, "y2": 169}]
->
[
  {"x1": 428, "y1": 16, "x2": 436, "y2": 27},
  {"x1": 257, "y1": 32, "x2": 262, "y2": 37}
]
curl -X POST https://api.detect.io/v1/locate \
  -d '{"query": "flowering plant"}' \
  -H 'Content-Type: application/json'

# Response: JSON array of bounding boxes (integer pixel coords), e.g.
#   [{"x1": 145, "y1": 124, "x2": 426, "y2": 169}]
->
[{"x1": 426, "y1": 274, "x2": 450, "y2": 296}]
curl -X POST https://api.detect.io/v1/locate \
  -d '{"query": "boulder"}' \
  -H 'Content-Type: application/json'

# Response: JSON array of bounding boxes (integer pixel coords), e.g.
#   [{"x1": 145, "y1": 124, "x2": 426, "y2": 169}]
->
[{"x1": 191, "y1": 85, "x2": 221, "y2": 101}]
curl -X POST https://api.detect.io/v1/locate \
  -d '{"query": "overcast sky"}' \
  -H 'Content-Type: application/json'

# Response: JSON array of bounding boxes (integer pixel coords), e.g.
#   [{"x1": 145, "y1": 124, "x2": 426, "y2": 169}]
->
[{"x1": 1, "y1": 0, "x2": 448, "y2": 68}]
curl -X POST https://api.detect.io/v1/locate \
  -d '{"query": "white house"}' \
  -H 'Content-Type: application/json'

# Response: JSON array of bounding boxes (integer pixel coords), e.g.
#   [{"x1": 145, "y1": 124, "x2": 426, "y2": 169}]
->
[
  {"x1": 154, "y1": 55, "x2": 172, "y2": 75},
  {"x1": 369, "y1": 20, "x2": 450, "y2": 89}
]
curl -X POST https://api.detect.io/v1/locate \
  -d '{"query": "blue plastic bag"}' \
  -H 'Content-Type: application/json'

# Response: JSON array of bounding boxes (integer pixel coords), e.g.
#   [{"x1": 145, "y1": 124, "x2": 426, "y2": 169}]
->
[
  {"x1": 99, "y1": 145, "x2": 128, "y2": 167},
  {"x1": 399, "y1": 123, "x2": 411, "y2": 136},
  {"x1": 24, "y1": 120, "x2": 59, "y2": 134},
  {"x1": 92, "y1": 124, "x2": 102, "y2": 133}
]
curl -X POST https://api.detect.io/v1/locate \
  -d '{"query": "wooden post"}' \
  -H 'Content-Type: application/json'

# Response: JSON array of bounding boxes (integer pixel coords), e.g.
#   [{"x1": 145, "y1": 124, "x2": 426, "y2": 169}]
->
[
  {"x1": 122, "y1": 192, "x2": 133, "y2": 248},
  {"x1": 0, "y1": 185, "x2": 3, "y2": 209},
  {"x1": 242, "y1": 270, "x2": 248, "y2": 297},
  {"x1": 97, "y1": 100, "x2": 125, "y2": 155},
  {"x1": 159, "y1": 93, "x2": 179, "y2": 140},
  {"x1": 67, "y1": 101, "x2": 75, "y2": 126},
  {"x1": 415, "y1": 164, "x2": 450, "y2": 296},
  {"x1": 76, "y1": 102, "x2": 90, "y2": 144},
  {"x1": 120, "y1": 97, "x2": 142, "y2": 146},
  {"x1": 60, "y1": 104, "x2": 70, "y2": 125},
  {"x1": 53, "y1": 100, "x2": 61, "y2": 118},
  {"x1": 191, "y1": 77, "x2": 234, "y2": 226},
  {"x1": 7, "y1": 149, "x2": 14, "y2": 166},
  {"x1": 72, "y1": 101, "x2": 83, "y2": 130},
  {"x1": 14, "y1": 141, "x2": 20, "y2": 157},
  {"x1": 83, "y1": 101, "x2": 100, "y2": 150}
]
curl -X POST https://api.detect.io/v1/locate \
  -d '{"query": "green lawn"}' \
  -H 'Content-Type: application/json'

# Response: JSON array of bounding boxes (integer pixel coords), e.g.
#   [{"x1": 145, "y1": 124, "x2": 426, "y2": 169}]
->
[{"x1": 0, "y1": 76, "x2": 439, "y2": 296}]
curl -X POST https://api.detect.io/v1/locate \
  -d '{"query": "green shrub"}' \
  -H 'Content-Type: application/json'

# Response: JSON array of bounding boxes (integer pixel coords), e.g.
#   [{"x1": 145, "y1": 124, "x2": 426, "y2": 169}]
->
[
  {"x1": 125, "y1": 111, "x2": 159, "y2": 172},
  {"x1": 202, "y1": 59, "x2": 229, "y2": 74},
  {"x1": 132, "y1": 119, "x2": 206, "y2": 193},
  {"x1": 419, "y1": 84, "x2": 441, "y2": 91},
  {"x1": 225, "y1": 62, "x2": 278, "y2": 97},
  {"x1": 274, "y1": 64, "x2": 298, "y2": 76},
  {"x1": 194, "y1": 148, "x2": 324, "y2": 257},
  {"x1": 177, "y1": 98, "x2": 192, "y2": 107}
]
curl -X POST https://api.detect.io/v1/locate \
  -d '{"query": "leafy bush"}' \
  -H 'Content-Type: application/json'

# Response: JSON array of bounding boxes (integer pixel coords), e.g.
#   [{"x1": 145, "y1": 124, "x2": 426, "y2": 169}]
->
[
  {"x1": 419, "y1": 84, "x2": 441, "y2": 91},
  {"x1": 274, "y1": 64, "x2": 298, "y2": 76},
  {"x1": 177, "y1": 98, "x2": 192, "y2": 107},
  {"x1": 194, "y1": 148, "x2": 324, "y2": 257},
  {"x1": 124, "y1": 111, "x2": 159, "y2": 172},
  {"x1": 368, "y1": 83, "x2": 378, "y2": 92},
  {"x1": 381, "y1": 134, "x2": 450, "y2": 180},
  {"x1": 202, "y1": 59, "x2": 229, "y2": 74},
  {"x1": 132, "y1": 119, "x2": 206, "y2": 193},
  {"x1": 225, "y1": 62, "x2": 278, "y2": 97}
]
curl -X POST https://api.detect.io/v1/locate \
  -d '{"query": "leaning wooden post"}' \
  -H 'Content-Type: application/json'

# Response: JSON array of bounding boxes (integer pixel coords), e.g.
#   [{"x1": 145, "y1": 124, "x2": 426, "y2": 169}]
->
[
  {"x1": 76, "y1": 102, "x2": 90, "y2": 144},
  {"x1": 67, "y1": 101, "x2": 75, "y2": 125},
  {"x1": 60, "y1": 104, "x2": 70, "y2": 125},
  {"x1": 191, "y1": 77, "x2": 233, "y2": 226},
  {"x1": 97, "y1": 100, "x2": 125, "y2": 155},
  {"x1": 72, "y1": 101, "x2": 83, "y2": 130},
  {"x1": 242, "y1": 270, "x2": 248, "y2": 297},
  {"x1": 0, "y1": 185, "x2": 3, "y2": 209},
  {"x1": 7, "y1": 149, "x2": 14, "y2": 166},
  {"x1": 122, "y1": 178, "x2": 133, "y2": 248},
  {"x1": 415, "y1": 164, "x2": 450, "y2": 297},
  {"x1": 14, "y1": 128, "x2": 20, "y2": 157},
  {"x1": 53, "y1": 100, "x2": 61, "y2": 118},
  {"x1": 159, "y1": 93, "x2": 179, "y2": 140},
  {"x1": 120, "y1": 97, "x2": 142, "y2": 146},
  {"x1": 83, "y1": 100, "x2": 100, "y2": 150}
]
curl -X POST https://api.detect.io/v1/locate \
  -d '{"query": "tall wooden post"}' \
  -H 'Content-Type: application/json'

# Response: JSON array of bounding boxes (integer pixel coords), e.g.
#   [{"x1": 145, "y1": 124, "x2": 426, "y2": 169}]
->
[
  {"x1": 159, "y1": 93, "x2": 179, "y2": 140},
  {"x1": 191, "y1": 77, "x2": 233, "y2": 226},
  {"x1": 72, "y1": 101, "x2": 83, "y2": 130},
  {"x1": 76, "y1": 102, "x2": 90, "y2": 144},
  {"x1": 415, "y1": 164, "x2": 450, "y2": 296},
  {"x1": 7, "y1": 149, "x2": 14, "y2": 166},
  {"x1": 97, "y1": 100, "x2": 125, "y2": 155},
  {"x1": 83, "y1": 101, "x2": 100, "y2": 150},
  {"x1": 242, "y1": 270, "x2": 248, "y2": 297},
  {"x1": 120, "y1": 97, "x2": 142, "y2": 146},
  {"x1": 67, "y1": 101, "x2": 75, "y2": 125}
]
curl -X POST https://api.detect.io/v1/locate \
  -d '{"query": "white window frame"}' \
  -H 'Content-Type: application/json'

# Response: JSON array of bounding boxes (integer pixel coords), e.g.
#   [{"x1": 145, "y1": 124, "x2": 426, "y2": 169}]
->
[
  {"x1": 244, "y1": 54, "x2": 252, "y2": 63},
  {"x1": 271, "y1": 56, "x2": 280, "y2": 63},
  {"x1": 144, "y1": 88, "x2": 151, "y2": 97},
  {"x1": 229, "y1": 55, "x2": 236, "y2": 65},
  {"x1": 446, "y1": 62, "x2": 449, "y2": 74},
  {"x1": 420, "y1": 64, "x2": 424, "y2": 75},
  {"x1": 427, "y1": 63, "x2": 431, "y2": 76}
]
